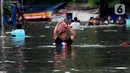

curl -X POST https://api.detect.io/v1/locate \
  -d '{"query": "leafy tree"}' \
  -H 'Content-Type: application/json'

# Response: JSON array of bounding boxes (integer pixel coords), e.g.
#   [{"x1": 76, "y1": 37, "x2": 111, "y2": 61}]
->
[
  {"x1": 88, "y1": 0, "x2": 96, "y2": 7},
  {"x1": 3, "y1": 1, "x2": 11, "y2": 17}
]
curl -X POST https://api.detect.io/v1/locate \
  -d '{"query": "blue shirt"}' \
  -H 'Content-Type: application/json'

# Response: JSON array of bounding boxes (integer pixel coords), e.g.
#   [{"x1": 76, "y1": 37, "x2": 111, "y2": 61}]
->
[
  {"x1": 10, "y1": 37, "x2": 25, "y2": 47},
  {"x1": 11, "y1": 29, "x2": 25, "y2": 37}
]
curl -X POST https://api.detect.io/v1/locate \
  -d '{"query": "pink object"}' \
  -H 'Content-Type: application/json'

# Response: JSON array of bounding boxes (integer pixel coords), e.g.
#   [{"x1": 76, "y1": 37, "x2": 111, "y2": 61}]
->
[{"x1": 57, "y1": 21, "x2": 68, "y2": 33}]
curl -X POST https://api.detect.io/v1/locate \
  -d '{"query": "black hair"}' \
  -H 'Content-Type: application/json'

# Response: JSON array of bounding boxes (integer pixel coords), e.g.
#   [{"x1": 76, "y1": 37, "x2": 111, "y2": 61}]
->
[
  {"x1": 74, "y1": 17, "x2": 78, "y2": 21},
  {"x1": 16, "y1": 24, "x2": 22, "y2": 29},
  {"x1": 90, "y1": 17, "x2": 94, "y2": 20},
  {"x1": 93, "y1": 18, "x2": 97, "y2": 20}
]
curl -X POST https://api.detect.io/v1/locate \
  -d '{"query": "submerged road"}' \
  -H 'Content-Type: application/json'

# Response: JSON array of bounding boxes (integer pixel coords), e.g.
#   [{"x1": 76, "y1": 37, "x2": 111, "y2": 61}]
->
[{"x1": 0, "y1": 23, "x2": 130, "y2": 73}]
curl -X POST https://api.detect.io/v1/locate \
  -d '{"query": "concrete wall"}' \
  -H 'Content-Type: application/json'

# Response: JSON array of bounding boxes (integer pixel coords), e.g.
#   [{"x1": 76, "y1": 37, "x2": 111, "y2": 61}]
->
[
  {"x1": 51, "y1": 10, "x2": 99, "y2": 22},
  {"x1": 69, "y1": 10, "x2": 98, "y2": 21}
]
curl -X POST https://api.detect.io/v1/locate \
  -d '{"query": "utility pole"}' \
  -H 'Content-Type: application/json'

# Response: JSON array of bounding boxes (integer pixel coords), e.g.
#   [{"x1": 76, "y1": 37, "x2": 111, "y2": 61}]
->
[
  {"x1": 1, "y1": 0, "x2": 3, "y2": 29},
  {"x1": 1, "y1": 0, "x2": 4, "y2": 38}
]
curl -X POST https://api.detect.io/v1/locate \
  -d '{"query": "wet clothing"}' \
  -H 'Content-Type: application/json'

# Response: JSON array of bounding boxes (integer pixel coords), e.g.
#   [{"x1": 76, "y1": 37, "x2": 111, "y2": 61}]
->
[
  {"x1": 10, "y1": 37, "x2": 25, "y2": 47},
  {"x1": 55, "y1": 37, "x2": 73, "y2": 46},
  {"x1": 104, "y1": 20, "x2": 114, "y2": 24},
  {"x1": 88, "y1": 22, "x2": 93, "y2": 26},
  {"x1": 11, "y1": 29, "x2": 25, "y2": 37},
  {"x1": 116, "y1": 20, "x2": 126, "y2": 25},
  {"x1": 70, "y1": 22, "x2": 81, "y2": 29}
]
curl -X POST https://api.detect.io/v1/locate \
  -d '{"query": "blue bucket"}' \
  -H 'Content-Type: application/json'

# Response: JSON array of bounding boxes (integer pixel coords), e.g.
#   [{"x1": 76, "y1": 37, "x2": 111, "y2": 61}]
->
[{"x1": 126, "y1": 19, "x2": 130, "y2": 28}]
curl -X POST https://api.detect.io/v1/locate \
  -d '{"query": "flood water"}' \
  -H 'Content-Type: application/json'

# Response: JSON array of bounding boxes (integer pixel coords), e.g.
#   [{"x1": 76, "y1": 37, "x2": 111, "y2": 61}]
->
[{"x1": 0, "y1": 22, "x2": 130, "y2": 73}]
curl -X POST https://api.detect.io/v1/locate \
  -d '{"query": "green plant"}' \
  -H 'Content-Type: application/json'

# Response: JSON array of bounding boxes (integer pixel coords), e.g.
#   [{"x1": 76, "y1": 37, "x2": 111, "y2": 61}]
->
[
  {"x1": 3, "y1": 2, "x2": 11, "y2": 17},
  {"x1": 88, "y1": 0, "x2": 96, "y2": 7}
]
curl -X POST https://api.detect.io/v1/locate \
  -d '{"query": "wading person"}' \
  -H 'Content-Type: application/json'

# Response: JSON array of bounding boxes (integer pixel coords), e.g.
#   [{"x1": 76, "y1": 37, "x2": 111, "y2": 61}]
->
[
  {"x1": 6, "y1": 24, "x2": 25, "y2": 37},
  {"x1": 53, "y1": 20, "x2": 76, "y2": 46}
]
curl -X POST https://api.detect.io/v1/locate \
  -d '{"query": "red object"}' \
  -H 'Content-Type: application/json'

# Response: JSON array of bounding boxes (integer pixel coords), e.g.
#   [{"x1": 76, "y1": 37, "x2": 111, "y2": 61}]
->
[
  {"x1": 122, "y1": 42, "x2": 130, "y2": 46},
  {"x1": 57, "y1": 21, "x2": 68, "y2": 33},
  {"x1": 122, "y1": 42, "x2": 127, "y2": 46}
]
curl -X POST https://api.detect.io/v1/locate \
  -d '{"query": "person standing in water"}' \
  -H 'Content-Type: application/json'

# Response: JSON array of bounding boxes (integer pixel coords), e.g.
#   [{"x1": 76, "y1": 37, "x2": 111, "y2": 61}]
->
[
  {"x1": 104, "y1": 16, "x2": 114, "y2": 25},
  {"x1": 70, "y1": 17, "x2": 81, "y2": 29},
  {"x1": 53, "y1": 21, "x2": 76, "y2": 46},
  {"x1": 6, "y1": 24, "x2": 25, "y2": 37},
  {"x1": 116, "y1": 16, "x2": 126, "y2": 25},
  {"x1": 87, "y1": 17, "x2": 94, "y2": 26}
]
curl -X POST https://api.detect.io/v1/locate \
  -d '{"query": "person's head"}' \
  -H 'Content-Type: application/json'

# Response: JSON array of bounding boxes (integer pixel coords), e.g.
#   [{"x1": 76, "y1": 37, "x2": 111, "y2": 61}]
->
[
  {"x1": 90, "y1": 17, "x2": 94, "y2": 22},
  {"x1": 92, "y1": 19, "x2": 97, "y2": 25},
  {"x1": 107, "y1": 16, "x2": 111, "y2": 20},
  {"x1": 74, "y1": 17, "x2": 78, "y2": 21},
  {"x1": 118, "y1": 16, "x2": 123, "y2": 21},
  {"x1": 16, "y1": 24, "x2": 22, "y2": 29},
  {"x1": 59, "y1": 31, "x2": 67, "y2": 41}
]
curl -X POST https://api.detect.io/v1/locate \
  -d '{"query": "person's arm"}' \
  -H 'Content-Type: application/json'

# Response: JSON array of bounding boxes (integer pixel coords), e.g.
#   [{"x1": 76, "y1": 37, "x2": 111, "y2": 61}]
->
[
  {"x1": 5, "y1": 30, "x2": 15, "y2": 36},
  {"x1": 53, "y1": 22, "x2": 60, "y2": 40},
  {"x1": 70, "y1": 23, "x2": 73, "y2": 28},
  {"x1": 110, "y1": 20, "x2": 114, "y2": 24},
  {"x1": 5, "y1": 29, "x2": 15, "y2": 35},
  {"x1": 5, "y1": 32, "x2": 11, "y2": 35},
  {"x1": 116, "y1": 20, "x2": 119, "y2": 24},
  {"x1": 104, "y1": 20, "x2": 108, "y2": 24},
  {"x1": 68, "y1": 26, "x2": 76, "y2": 41}
]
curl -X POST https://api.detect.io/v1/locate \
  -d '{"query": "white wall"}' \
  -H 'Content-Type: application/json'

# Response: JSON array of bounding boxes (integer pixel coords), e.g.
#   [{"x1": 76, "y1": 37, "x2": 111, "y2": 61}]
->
[
  {"x1": 51, "y1": 10, "x2": 99, "y2": 22},
  {"x1": 69, "y1": 10, "x2": 99, "y2": 21}
]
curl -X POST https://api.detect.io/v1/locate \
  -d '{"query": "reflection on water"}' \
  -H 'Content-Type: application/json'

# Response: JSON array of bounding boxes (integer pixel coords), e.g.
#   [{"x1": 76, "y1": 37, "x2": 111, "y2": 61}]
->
[
  {"x1": 0, "y1": 23, "x2": 130, "y2": 73},
  {"x1": 53, "y1": 46, "x2": 72, "y2": 73},
  {"x1": 0, "y1": 37, "x2": 25, "y2": 73}
]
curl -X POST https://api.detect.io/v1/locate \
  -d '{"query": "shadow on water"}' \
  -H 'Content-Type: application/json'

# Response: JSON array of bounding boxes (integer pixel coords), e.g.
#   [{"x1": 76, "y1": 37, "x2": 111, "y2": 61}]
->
[{"x1": 0, "y1": 23, "x2": 130, "y2": 73}]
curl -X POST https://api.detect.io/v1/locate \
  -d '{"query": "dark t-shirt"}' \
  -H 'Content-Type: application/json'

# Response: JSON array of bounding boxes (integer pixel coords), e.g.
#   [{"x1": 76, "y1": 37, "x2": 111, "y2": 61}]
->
[
  {"x1": 55, "y1": 37, "x2": 73, "y2": 46},
  {"x1": 88, "y1": 22, "x2": 93, "y2": 26}
]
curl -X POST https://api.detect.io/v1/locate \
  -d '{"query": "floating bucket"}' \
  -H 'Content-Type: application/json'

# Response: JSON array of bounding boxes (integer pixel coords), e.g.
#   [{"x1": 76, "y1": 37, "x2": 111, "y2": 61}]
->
[
  {"x1": 122, "y1": 42, "x2": 130, "y2": 46},
  {"x1": 126, "y1": 19, "x2": 130, "y2": 29}
]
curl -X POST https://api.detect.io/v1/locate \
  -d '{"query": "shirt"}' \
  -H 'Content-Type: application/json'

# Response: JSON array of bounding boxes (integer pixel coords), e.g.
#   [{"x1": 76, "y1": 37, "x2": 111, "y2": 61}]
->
[
  {"x1": 10, "y1": 37, "x2": 25, "y2": 47},
  {"x1": 55, "y1": 37, "x2": 73, "y2": 46},
  {"x1": 116, "y1": 20, "x2": 126, "y2": 25},
  {"x1": 11, "y1": 29, "x2": 25, "y2": 37},
  {"x1": 104, "y1": 20, "x2": 114, "y2": 24},
  {"x1": 88, "y1": 22, "x2": 93, "y2": 26},
  {"x1": 70, "y1": 22, "x2": 81, "y2": 29}
]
